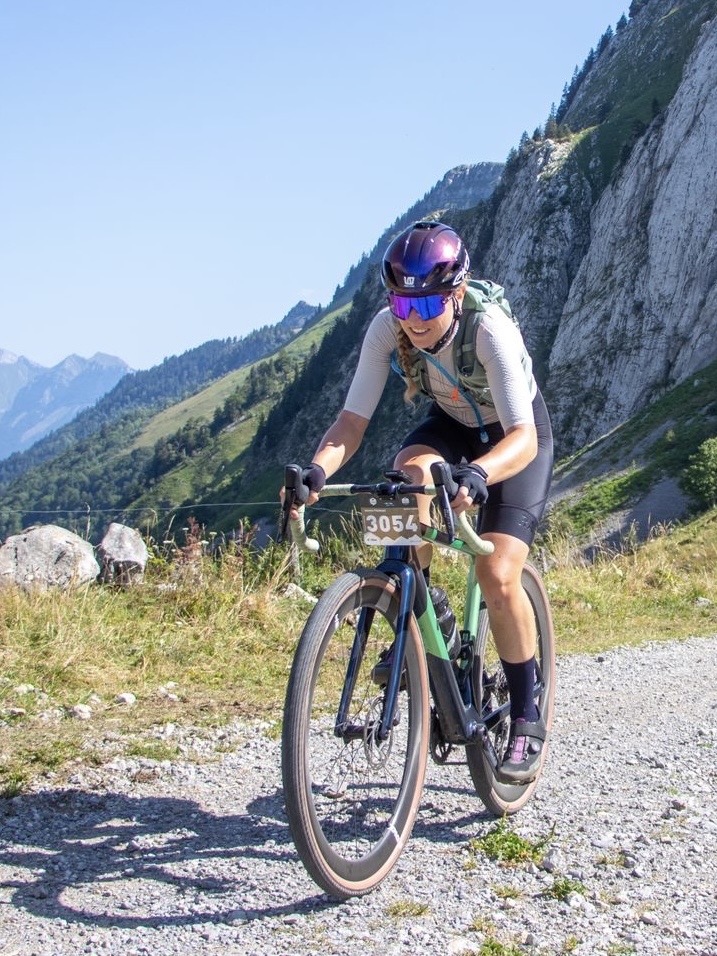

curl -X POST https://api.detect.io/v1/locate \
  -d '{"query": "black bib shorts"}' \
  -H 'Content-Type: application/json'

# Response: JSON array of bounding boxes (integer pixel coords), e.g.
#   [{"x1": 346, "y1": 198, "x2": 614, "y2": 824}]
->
[{"x1": 400, "y1": 390, "x2": 553, "y2": 547}]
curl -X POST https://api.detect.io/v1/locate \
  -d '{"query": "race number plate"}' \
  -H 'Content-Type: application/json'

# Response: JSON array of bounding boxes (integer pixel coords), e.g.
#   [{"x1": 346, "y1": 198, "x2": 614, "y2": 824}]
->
[{"x1": 359, "y1": 493, "x2": 422, "y2": 546}]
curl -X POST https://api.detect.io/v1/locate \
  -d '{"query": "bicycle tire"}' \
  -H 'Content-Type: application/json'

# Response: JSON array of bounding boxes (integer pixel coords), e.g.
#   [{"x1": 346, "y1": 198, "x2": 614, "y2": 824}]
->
[
  {"x1": 465, "y1": 563, "x2": 555, "y2": 815},
  {"x1": 282, "y1": 569, "x2": 430, "y2": 899}
]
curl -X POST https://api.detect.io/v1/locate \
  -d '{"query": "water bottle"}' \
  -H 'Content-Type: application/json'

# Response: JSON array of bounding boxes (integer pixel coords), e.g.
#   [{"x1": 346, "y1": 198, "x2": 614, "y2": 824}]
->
[{"x1": 429, "y1": 587, "x2": 460, "y2": 660}]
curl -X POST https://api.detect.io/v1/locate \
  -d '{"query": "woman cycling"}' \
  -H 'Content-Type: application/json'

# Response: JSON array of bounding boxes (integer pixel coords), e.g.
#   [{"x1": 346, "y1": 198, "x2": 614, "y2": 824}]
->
[{"x1": 288, "y1": 220, "x2": 553, "y2": 784}]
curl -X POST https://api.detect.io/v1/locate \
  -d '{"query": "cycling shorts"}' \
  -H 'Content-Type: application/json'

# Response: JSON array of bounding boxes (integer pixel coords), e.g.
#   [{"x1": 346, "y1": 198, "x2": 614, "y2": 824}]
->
[{"x1": 400, "y1": 390, "x2": 553, "y2": 546}]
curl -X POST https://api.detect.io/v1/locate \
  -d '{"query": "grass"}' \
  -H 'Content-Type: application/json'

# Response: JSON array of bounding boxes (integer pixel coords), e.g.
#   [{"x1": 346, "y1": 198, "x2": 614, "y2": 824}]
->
[
  {"x1": 543, "y1": 877, "x2": 587, "y2": 901},
  {"x1": 468, "y1": 819, "x2": 553, "y2": 867},
  {"x1": 2, "y1": 504, "x2": 717, "y2": 794},
  {"x1": 385, "y1": 899, "x2": 429, "y2": 917},
  {"x1": 476, "y1": 941, "x2": 523, "y2": 956}
]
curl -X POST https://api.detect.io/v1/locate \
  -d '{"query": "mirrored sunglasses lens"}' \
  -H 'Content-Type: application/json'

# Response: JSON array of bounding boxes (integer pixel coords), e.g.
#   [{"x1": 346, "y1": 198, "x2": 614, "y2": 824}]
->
[
  {"x1": 389, "y1": 293, "x2": 447, "y2": 321},
  {"x1": 388, "y1": 293, "x2": 413, "y2": 319},
  {"x1": 414, "y1": 296, "x2": 446, "y2": 320}
]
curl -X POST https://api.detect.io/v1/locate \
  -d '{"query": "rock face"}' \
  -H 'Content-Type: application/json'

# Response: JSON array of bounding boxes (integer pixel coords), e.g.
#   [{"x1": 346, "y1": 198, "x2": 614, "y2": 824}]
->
[
  {"x1": 545, "y1": 12, "x2": 717, "y2": 451},
  {"x1": 478, "y1": 139, "x2": 594, "y2": 384},
  {"x1": 466, "y1": 2, "x2": 717, "y2": 456},
  {"x1": 98, "y1": 522, "x2": 149, "y2": 585},
  {"x1": 0, "y1": 526, "x2": 99, "y2": 591}
]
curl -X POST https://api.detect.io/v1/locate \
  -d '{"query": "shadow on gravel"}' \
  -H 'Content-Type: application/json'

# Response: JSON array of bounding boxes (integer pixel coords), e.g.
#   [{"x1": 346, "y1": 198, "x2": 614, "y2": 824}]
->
[
  {"x1": 0, "y1": 787, "x2": 335, "y2": 929},
  {"x1": 416, "y1": 778, "x2": 496, "y2": 836},
  {"x1": 0, "y1": 769, "x2": 496, "y2": 929}
]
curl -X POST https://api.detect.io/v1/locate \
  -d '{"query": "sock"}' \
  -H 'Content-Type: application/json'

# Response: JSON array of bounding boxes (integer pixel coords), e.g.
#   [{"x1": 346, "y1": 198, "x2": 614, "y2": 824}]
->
[
  {"x1": 500, "y1": 657, "x2": 540, "y2": 722},
  {"x1": 422, "y1": 566, "x2": 431, "y2": 587}
]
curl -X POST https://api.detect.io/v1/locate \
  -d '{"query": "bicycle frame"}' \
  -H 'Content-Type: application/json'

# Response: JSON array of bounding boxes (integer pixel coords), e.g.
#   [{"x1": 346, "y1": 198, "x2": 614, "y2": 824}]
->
[
  {"x1": 376, "y1": 539, "x2": 485, "y2": 748},
  {"x1": 285, "y1": 476, "x2": 507, "y2": 756}
]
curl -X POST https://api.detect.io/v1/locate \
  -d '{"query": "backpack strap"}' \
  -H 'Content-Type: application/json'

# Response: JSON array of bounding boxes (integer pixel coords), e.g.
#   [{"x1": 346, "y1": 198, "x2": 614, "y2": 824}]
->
[{"x1": 421, "y1": 351, "x2": 490, "y2": 444}]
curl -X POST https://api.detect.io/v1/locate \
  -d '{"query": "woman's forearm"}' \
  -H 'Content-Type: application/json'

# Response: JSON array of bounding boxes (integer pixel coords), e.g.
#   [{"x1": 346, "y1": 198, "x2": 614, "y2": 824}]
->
[
  {"x1": 312, "y1": 410, "x2": 370, "y2": 479},
  {"x1": 474, "y1": 423, "x2": 537, "y2": 484}
]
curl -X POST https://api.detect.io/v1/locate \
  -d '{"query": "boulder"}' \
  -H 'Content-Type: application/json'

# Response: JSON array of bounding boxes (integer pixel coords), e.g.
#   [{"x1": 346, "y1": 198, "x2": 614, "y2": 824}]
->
[
  {"x1": 98, "y1": 522, "x2": 149, "y2": 585},
  {"x1": 0, "y1": 525, "x2": 99, "y2": 591}
]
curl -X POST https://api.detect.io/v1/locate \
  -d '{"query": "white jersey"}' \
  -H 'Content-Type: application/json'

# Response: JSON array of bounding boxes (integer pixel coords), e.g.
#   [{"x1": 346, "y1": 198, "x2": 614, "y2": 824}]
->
[{"x1": 344, "y1": 303, "x2": 537, "y2": 431}]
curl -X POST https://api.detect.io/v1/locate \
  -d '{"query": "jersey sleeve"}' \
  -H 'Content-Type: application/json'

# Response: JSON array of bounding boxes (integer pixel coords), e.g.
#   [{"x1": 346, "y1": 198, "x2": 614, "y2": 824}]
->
[
  {"x1": 475, "y1": 304, "x2": 537, "y2": 429},
  {"x1": 343, "y1": 308, "x2": 397, "y2": 421}
]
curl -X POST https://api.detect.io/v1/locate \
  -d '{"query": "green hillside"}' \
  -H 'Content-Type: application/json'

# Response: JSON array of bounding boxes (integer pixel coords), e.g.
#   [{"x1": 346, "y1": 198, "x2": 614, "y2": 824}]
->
[
  {"x1": 561, "y1": 1, "x2": 716, "y2": 190},
  {"x1": 0, "y1": 306, "x2": 346, "y2": 541},
  {"x1": 117, "y1": 306, "x2": 350, "y2": 535}
]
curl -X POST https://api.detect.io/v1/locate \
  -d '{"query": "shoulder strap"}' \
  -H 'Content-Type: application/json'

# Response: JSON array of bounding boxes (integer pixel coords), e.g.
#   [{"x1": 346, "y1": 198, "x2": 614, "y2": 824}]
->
[
  {"x1": 421, "y1": 351, "x2": 489, "y2": 444},
  {"x1": 455, "y1": 278, "x2": 519, "y2": 378}
]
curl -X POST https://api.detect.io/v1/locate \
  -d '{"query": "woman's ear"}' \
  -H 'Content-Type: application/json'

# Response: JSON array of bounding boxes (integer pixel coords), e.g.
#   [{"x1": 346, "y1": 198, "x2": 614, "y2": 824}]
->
[{"x1": 454, "y1": 284, "x2": 467, "y2": 304}]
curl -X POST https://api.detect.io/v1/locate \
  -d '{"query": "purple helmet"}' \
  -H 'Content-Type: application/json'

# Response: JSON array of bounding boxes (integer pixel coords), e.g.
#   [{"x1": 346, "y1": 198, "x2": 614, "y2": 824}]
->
[{"x1": 381, "y1": 221, "x2": 470, "y2": 295}]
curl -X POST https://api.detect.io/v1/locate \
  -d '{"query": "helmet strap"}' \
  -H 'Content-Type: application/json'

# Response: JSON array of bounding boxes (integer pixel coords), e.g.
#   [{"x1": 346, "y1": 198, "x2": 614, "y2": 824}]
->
[{"x1": 424, "y1": 316, "x2": 459, "y2": 355}]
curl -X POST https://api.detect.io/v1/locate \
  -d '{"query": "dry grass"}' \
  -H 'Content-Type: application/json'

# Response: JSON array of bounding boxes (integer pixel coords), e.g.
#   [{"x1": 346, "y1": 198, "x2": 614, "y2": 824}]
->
[{"x1": 2, "y1": 507, "x2": 716, "y2": 794}]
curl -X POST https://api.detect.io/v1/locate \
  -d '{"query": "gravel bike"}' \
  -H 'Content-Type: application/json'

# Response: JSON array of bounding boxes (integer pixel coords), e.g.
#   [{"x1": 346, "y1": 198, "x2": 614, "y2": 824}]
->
[{"x1": 280, "y1": 462, "x2": 555, "y2": 899}]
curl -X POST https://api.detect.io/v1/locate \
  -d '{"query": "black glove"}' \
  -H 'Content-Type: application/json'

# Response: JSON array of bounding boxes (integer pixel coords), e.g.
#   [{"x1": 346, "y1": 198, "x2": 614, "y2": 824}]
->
[
  {"x1": 449, "y1": 463, "x2": 489, "y2": 504},
  {"x1": 296, "y1": 462, "x2": 326, "y2": 503}
]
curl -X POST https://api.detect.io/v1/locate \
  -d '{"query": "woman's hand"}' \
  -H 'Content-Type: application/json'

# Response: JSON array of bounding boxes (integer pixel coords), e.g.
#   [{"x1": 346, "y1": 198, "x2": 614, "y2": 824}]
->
[
  {"x1": 449, "y1": 463, "x2": 489, "y2": 514},
  {"x1": 280, "y1": 463, "x2": 326, "y2": 520}
]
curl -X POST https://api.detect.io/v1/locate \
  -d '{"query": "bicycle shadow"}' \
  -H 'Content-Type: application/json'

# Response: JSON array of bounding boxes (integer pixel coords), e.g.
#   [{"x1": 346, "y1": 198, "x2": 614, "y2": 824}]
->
[
  {"x1": 0, "y1": 785, "x2": 332, "y2": 930},
  {"x1": 0, "y1": 774, "x2": 495, "y2": 930},
  {"x1": 414, "y1": 776, "x2": 498, "y2": 838}
]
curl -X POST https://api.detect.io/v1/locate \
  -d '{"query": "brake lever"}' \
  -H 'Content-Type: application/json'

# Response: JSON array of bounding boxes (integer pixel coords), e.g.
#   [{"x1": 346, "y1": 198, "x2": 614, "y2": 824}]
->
[
  {"x1": 280, "y1": 464, "x2": 304, "y2": 543},
  {"x1": 429, "y1": 461, "x2": 459, "y2": 541}
]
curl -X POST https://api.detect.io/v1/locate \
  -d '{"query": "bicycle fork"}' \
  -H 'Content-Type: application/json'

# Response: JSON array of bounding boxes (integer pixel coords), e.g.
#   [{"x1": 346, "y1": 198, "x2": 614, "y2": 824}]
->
[{"x1": 334, "y1": 562, "x2": 415, "y2": 743}]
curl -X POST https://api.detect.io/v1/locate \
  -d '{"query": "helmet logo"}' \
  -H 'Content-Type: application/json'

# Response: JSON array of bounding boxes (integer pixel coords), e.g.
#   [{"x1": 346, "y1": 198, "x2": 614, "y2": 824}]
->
[{"x1": 403, "y1": 276, "x2": 415, "y2": 287}]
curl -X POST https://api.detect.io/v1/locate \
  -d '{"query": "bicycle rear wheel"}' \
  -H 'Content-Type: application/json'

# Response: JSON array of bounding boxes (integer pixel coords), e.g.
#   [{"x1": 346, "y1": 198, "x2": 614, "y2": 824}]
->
[
  {"x1": 466, "y1": 563, "x2": 555, "y2": 815},
  {"x1": 282, "y1": 569, "x2": 430, "y2": 899}
]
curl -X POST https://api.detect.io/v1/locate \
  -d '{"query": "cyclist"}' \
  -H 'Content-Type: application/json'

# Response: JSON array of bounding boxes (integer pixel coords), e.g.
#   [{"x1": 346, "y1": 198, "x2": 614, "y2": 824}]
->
[{"x1": 287, "y1": 220, "x2": 553, "y2": 784}]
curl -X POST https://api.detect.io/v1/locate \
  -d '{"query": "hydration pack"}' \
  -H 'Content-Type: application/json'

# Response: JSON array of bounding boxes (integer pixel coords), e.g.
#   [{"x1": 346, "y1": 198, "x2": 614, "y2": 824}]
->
[{"x1": 394, "y1": 279, "x2": 529, "y2": 411}]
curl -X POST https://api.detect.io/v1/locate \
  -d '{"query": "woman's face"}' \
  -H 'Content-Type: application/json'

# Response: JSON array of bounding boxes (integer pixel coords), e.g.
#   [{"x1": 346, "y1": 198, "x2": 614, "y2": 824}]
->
[{"x1": 400, "y1": 288, "x2": 465, "y2": 350}]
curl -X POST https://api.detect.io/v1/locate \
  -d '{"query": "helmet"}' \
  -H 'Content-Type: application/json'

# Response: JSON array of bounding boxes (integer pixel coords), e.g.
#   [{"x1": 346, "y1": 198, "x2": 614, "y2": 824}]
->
[{"x1": 381, "y1": 221, "x2": 470, "y2": 295}]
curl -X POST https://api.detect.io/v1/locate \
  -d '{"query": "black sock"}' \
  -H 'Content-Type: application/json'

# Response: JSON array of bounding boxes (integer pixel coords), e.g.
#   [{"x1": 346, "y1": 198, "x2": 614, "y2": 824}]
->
[
  {"x1": 422, "y1": 566, "x2": 431, "y2": 587},
  {"x1": 500, "y1": 657, "x2": 540, "y2": 722}
]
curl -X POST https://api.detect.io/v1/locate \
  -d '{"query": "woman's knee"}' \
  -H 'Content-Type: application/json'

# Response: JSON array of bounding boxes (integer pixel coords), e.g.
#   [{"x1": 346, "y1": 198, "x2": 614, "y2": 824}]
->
[
  {"x1": 393, "y1": 445, "x2": 440, "y2": 482},
  {"x1": 477, "y1": 548, "x2": 525, "y2": 609}
]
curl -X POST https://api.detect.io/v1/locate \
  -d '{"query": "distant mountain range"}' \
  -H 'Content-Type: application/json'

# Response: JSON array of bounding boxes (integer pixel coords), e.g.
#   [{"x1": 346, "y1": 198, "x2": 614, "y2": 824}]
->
[
  {"x1": 5, "y1": 0, "x2": 716, "y2": 554},
  {"x1": 0, "y1": 300, "x2": 319, "y2": 465},
  {"x1": 0, "y1": 350, "x2": 131, "y2": 459}
]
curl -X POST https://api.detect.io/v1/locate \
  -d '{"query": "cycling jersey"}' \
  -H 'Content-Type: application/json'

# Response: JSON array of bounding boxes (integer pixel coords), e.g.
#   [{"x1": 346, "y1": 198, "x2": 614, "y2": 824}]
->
[{"x1": 344, "y1": 303, "x2": 537, "y2": 431}]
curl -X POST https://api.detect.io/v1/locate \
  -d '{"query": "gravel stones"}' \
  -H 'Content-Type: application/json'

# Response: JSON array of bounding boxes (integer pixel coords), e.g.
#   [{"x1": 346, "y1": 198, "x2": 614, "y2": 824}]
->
[{"x1": 0, "y1": 635, "x2": 716, "y2": 955}]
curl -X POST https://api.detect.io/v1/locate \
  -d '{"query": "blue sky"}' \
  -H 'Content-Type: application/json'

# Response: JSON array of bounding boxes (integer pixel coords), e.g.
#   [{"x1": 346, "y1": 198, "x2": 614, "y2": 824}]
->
[{"x1": 0, "y1": 1, "x2": 628, "y2": 370}]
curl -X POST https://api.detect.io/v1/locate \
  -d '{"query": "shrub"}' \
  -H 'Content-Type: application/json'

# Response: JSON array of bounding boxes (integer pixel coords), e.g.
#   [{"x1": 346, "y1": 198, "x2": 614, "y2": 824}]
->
[{"x1": 681, "y1": 437, "x2": 717, "y2": 509}]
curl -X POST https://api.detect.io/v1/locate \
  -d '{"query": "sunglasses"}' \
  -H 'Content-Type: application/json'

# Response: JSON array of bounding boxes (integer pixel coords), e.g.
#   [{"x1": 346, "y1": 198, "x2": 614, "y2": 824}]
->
[{"x1": 388, "y1": 291, "x2": 450, "y2": 321}]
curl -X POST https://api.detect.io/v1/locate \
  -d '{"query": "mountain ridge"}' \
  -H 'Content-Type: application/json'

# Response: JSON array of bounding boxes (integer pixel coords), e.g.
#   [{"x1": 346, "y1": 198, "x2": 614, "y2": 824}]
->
[
  {"x1": 0, "y1": 351, "x2": 131, "y2": 459},
  {"x1": 1, "y1": 1, "x2": 715, "y2": 546}
]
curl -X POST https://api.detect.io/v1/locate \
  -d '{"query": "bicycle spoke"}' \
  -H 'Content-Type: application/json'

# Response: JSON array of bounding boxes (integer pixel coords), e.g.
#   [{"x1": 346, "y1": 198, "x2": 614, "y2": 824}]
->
[{"x1": 282, "y1": 571, "x2": 429, "y2": 898}]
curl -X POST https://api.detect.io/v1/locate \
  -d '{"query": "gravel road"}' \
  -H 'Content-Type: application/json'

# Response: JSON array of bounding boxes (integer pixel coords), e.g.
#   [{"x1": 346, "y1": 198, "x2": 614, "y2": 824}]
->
[{"x1": 1, "y1": 635, "x2": 716, "y2": 956}]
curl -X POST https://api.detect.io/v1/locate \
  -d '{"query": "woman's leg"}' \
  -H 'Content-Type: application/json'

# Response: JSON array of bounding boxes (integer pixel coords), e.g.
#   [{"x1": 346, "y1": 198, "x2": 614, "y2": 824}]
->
[
  {"x1": 476, "y1": 532, "x2": 547, "y2": 780},
  {"x1": 475, "y1": 532, "x2": 535, "y2": 663},
  {"x1": 393, "y1": 443, "x2": 443, "y2": 568}
]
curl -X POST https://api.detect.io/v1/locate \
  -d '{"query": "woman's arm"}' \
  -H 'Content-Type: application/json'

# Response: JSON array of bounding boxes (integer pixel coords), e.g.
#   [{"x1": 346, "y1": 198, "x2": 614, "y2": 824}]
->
[
  {"x1": 474, "y1": 422, "x2": 537, "y2": 485},
  {"x1": 286, "y1": 410, "x2": 370, "y2": 517},
  {"x1": 312, "y1": 410, "x2": 371, "y2": 479}
]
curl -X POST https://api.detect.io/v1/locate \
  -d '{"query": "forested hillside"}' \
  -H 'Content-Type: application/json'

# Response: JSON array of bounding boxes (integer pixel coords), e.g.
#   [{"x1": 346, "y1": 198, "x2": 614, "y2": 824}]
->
[
  {"x1": 0, "y1": 161, "x2": 502, "y2": 540},
  {"x1": 1, "y1": 0, "x2": 715, "y2": 547},
  {"x1": 0, "y1": 301, "x2": 344, "y2": 541},
  {"x1": 0, "y1": 300, "x2": 317, "y2": 493}
]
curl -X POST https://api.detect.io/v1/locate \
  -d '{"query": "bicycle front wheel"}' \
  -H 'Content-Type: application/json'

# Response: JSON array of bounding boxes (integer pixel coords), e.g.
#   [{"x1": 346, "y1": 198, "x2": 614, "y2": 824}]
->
[
  {"x1": 466, "y1": 563, "x2": 555, "y2": 815},
  {"x1": 282, "y1": 569, "x2": 430, "y2": 899}
]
